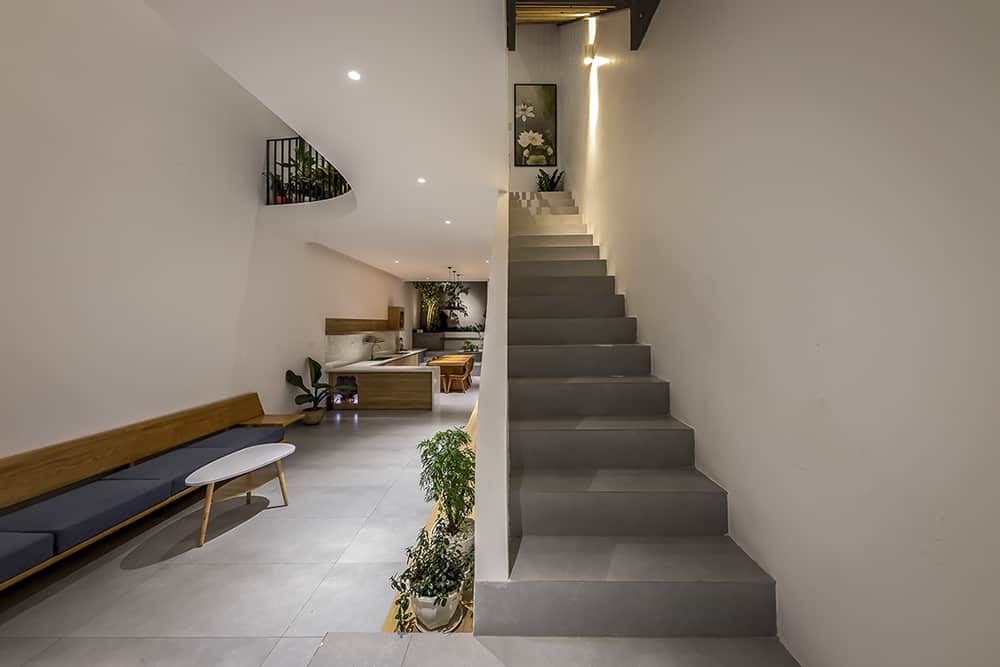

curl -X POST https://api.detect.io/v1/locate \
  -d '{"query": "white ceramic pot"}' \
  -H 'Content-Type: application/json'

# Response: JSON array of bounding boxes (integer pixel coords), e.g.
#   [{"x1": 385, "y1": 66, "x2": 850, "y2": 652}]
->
[{"x1": 412, "y1": 590, "x2": 461, "y2": 631}]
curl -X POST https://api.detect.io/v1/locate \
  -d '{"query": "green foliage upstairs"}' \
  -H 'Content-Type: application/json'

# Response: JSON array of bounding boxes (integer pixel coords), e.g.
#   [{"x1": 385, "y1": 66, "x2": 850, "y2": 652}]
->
[{"x1": 536, "y1": 168, "x2": 565, "y2": 192}]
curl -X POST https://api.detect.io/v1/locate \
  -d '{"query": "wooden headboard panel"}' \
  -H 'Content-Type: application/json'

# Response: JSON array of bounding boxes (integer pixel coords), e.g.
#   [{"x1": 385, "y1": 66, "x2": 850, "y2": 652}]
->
[{"x1": 0, "y1": 393, "x2": 264, "y2": 510}]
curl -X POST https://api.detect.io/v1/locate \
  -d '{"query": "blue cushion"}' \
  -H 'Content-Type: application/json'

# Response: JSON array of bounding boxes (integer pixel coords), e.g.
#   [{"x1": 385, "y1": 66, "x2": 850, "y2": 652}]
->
[
  {"x1": 185, "y1": 426, "x2": 285, "y2": 450},
  {"x1": 0, "y1": 532, "x2": 55, "y2": 582},
  {"x1": 104, "y1": 447, "x2": 241, "y2": 494},
  {"x1": 0, "y1": 480, "x2": 171, "y2": 553}
]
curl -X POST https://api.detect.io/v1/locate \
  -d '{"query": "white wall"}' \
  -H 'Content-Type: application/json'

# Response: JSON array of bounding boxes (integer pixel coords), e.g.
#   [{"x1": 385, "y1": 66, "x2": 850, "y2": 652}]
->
[
  {"x1": 458, "y1": 282, "x2": 488, "y2": 329},
  {"x1": 508, "y1": 25, "x2": 564, "y2": 193},
  {"x1": 0, "y1": 0, "x2": 407, "y2": 457},
  {"x1": 557, "y1": 4, "x2": 1000, "y2": 666}
]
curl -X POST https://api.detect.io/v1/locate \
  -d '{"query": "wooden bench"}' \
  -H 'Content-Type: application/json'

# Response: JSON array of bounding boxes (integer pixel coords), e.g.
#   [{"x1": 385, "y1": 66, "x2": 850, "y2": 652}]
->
[{"x1": 0, "y1": 393, "x2": 302, "y2": 592}]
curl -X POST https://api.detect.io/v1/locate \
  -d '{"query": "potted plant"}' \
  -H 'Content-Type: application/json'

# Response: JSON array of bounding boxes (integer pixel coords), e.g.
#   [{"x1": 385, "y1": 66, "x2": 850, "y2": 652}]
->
[
  {"x1": 390, "y1": 520, "x2": 472, "y2": 633},
  {"x1": 417, "y1": 427, "x2": 475, "y2": 553},
  {"x1": 284, "y1": 357, "x2": 330, "y2": 425},
  {"x1": 268, "y1": 172, "x2": 288, "y2": 204},
  {"x1": 536, "y1": 168, "x2": 565, "y2": 192}
]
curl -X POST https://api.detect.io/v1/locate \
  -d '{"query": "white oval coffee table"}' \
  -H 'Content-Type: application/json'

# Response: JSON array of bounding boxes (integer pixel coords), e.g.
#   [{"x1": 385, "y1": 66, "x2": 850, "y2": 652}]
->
[{"x1": 185, "y1": 443, "x2": 295, "y2": 546}]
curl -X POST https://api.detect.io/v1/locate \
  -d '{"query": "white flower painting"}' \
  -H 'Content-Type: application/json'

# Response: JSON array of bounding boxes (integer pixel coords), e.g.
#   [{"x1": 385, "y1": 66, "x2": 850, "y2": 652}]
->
[{"x1": 513, "y1": 84, "x2": 557, "y2": 166}]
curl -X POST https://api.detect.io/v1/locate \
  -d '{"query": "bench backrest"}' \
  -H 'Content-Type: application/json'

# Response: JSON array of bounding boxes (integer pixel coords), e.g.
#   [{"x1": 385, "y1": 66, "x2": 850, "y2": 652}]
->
[{"x1": 0, "y1": 393, "x2": 264, "y2": 510}]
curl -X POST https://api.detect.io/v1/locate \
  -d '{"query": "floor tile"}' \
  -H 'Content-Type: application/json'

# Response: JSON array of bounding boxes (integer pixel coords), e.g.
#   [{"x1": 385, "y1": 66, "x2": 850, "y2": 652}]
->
[
  {"x1": 254, "y1": 483, "x2": 389, "y2": 520},
  {"x1": 279, "y1": 463, "x2": 403, "y2": 488},
  {"x1": 403, "y1": 635, "x2": 502, "y2": 666},
  {"x1": 0, "y1": 638, "x2": 57, "y2": 666},
  {"x1": 24, "y1": 637, "x2": 277, "y2": 667},
  {"x1": 338, "y1": 517, "x2": 429, "y2": 563},
  {"x1": 284, "y1": 562, "x2": 404, "y2": 636},
  {"x1": 260, "y1": 637, "x2": 323, "y2": 667},
  {"x1": 72, "y1": 563, "x2": 330, "y2": 637},
  {"x1": 308, "y1": 633, "x2": 410, "y2": 667}
]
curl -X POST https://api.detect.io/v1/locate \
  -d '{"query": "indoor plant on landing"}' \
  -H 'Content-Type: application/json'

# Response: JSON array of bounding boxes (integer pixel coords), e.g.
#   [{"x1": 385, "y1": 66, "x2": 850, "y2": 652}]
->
[
  {"x1": 390, "y1": 520, "x2": 473, "y2": 633},
  {"x1": 284, "y1": 357, "x2": 330, "y2": 425},
  {"x1": 417, "y1": 427, "x2": 475, "y2": 553}
]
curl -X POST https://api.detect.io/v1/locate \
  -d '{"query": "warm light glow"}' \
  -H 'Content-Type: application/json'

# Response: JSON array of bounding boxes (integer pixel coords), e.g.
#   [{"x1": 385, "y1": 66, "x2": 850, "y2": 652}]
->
[
  {"x1": 444, "y1": 220, "x2": 452, "y2": 225},
  {"x1": 485, "y1": 259, "x2": 490, "y2": 263},
  {"x1": 584, "y1": 55, "x2": 610, "y2": 66},
  {"x1": 394, "y1": 260, "x2": 399, "y2": 264},
  {"x1": 587, "y1": 16, "x2": 596, "y2": 45},
  {"x1": 417, "y1": 177, "x2": 426, "y2": 184},
  {"x1": 347, "y1": 70, "x2": 361, "y2": 81}
]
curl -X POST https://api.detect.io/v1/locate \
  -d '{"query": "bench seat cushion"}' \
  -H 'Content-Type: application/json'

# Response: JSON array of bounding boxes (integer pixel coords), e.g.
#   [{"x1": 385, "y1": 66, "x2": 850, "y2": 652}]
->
[
  {"x1": 105, "y1": 447, "x2": 242, "y2": 494},
  {"x1": 185, "y1": 426, "x2": 285, "y2": 451},
  {"x1": 0, "y1": 480, "x2": 171, "y2": 553},
  {"x1": 0, "y1": 532, "x2": 55, "y2": 582}
]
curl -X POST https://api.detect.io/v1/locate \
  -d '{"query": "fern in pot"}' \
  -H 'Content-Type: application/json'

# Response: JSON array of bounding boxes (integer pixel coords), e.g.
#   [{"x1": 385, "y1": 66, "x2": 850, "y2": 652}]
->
[
  {"x1": 417, "y1": 428, "x2": 475, "y2": 554},
  {"x1": 284, "y1": 357, "x2": 329, "y2": 425},
  {"x1": 390, "y1": 520, "x2": 473, "y2": 632}
]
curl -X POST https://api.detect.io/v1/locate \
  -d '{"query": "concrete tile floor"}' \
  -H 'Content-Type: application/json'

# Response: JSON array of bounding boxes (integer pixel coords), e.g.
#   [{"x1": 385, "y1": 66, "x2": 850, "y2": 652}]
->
[{"x1": 0, "y1": 381, "x2": 478, "y2": 665}]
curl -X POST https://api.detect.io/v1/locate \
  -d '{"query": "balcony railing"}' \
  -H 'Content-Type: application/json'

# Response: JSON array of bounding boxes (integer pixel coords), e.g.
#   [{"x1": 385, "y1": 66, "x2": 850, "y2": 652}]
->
[{"x1": 264, "y1": 136, "x2": 350, "y2": 205}]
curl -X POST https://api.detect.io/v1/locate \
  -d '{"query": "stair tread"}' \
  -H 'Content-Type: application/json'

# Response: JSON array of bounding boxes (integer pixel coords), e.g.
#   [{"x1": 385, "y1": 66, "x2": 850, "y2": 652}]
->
[
  {"x1": 512, "y1": 467, "x2": 724, "y2": 494},
  {"x1": 510, "y1": 535, "x2": 772, "y2": 583},
  {"x1": 510, "y1": 414, "x2": 688, "y2": 431},
  {"x1": 510, "y1": 375, "x2": 667, "y2": 385},
  {"x1": 508, "y1": 343, "x2": 647, "y2": 349}
]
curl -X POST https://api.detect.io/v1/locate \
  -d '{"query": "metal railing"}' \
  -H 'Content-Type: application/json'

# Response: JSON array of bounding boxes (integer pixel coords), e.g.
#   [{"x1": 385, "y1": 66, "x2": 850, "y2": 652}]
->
[{"x1": 264, "y1": 136, "x2": 350, "y2": 205}]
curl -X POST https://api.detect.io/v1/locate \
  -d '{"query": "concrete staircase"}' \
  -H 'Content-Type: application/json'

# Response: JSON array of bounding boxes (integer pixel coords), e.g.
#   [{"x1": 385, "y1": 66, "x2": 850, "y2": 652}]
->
[{"x1": 478, "y1": 192, "x2": 782, "y2": 640}]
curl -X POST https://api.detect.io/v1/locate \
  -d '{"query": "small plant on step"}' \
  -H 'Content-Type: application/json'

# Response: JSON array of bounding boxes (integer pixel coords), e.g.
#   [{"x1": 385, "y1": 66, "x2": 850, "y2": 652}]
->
[
  {"x1": 536, "y1": 168, "x2": 565, "y2": 192},
  {"x1": 416, "y1": 428, "x2": 475, "y2": 537}
]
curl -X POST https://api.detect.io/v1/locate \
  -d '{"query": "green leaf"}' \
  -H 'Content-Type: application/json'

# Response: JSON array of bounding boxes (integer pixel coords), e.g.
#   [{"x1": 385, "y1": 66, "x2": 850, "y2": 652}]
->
[
  {"x1": 307, "y1": 357, "x2": 324, "y2": 385},
  {"x1": 285, "y1": 370, "x2": 308, "y2": 393}
]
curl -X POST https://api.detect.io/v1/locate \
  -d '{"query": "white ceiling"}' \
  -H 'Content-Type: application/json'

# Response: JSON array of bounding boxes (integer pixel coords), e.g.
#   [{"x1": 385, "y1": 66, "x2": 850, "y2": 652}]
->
[{"x1": 148, "y1": 0, "x2": 508, "y2": 281}]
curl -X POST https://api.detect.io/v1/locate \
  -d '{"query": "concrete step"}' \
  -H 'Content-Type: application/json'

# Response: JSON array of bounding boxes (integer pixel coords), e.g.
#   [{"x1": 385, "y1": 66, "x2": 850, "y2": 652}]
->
[
  {"x1": 510, "y1": 467, "x2": 727, "y2": 536},
  {"x1": 476, "y1": 535, "x2": 776, "y2": 637},
  {"x1": 513, "y1": 204, "x2": 580, "y2": 215},
  {"x1": 511, "y1": 191, "x2": 574, "y2": 202},
  {"x1": 509, "y1": 375, "x2": 668, "y2": 417},
  {"x1": 509, "y1": 233, "x2": 594, "y2": 248},
  {"x1": 510, "y1": 220, "x2": 588, "y2": 235},
  {"x1": 509, "y1": 259, "x2": 607, "y2": 277},
  {"x1": 508, "y1": 342, "x2": 647, "y2": 376},
  {"x1": 509, "y1": 245, "x2": 599, "y2": 261},
  {"x1": 508, "y1": 275, "x2": 615, "y2": 296},
  {"x1": 510, "y1": 415, "x2": 694, "y2": 469},
  {"x1": 508, "y1": 317, "x2": 636, "y2": 345},
  {"x1": 508, "y1": 294, "x2": 624, "y2": 319}
]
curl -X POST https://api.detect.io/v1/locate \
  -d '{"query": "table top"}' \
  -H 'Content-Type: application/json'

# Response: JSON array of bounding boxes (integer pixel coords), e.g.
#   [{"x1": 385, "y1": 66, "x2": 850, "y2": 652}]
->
[
  {"x1": 185, "y1": 443, "x2": 295, "y2": 486},
  {"x1": 427, "y1": 354, "x2": 474, "y2": 367}
]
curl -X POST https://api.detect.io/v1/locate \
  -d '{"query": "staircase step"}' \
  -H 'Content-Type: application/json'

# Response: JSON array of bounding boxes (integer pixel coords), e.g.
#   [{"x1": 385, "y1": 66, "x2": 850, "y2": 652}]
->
[
  {"x1": 509, "y1": 245, "x2": 599, "y2": 261},
  {"x1": 475, "y1": 536, "x2": 775, "y2": 637},
  {"x1": 510, "y1": 259, "x2": 606, "y2": 277},
  {"x1": 513, "y1": 204, "x2": 580, "y2": 215},
  {"x1": 509, "y1": 415, "x2": 694, "y2": 469},
  {"x1": 508, "y1": 317, "x2": 636, "y2": 345},
  {"x1": 508, "y1": 275, "x2": 615, "y2": 296},
  {"x1": 509, "y1": 233, "x2": 594, "y2": 248},
  {"x1": 510, "y1": 468, "x2": 726, "y2": 536},
  {"x1": 509, "y1": 294, "x2": 625, "y2": 319},
  {"x1": 511, "y1": 222, "x2": 588, "y2": 236},
  {"x1": 508, "y1": 343, "x2": 648, "y2": 376},
  {"x1": 509, "y1": 375, "x2": 668, "y2": 417}
]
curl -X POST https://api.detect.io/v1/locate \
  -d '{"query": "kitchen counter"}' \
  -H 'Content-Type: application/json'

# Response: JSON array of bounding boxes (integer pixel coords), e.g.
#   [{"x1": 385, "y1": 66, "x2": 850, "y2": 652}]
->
[{"x1": 324, "y1": 348, "x2": 428, "y2": 372}]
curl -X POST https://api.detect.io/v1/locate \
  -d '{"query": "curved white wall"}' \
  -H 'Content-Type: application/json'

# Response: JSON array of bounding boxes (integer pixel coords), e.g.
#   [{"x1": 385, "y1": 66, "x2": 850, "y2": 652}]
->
[{"x1": 0, "y1": 0, "x2": 409, "y2": 457}]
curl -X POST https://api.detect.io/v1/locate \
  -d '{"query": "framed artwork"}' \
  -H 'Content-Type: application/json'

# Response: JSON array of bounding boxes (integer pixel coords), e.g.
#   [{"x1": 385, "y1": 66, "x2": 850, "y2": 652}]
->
[{"x1": 514, "y1": 84, "x2": 557, "y2": 166}]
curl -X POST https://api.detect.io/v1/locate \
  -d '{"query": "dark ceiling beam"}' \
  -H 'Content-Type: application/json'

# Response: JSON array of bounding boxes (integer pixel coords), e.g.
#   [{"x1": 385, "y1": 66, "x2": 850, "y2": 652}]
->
[
  {"x1": 507, "y1": 0, "x2": 516, "y2": 50},
  {"x1": 628, "y1": 0, "x2": 660, "y2": 50}
]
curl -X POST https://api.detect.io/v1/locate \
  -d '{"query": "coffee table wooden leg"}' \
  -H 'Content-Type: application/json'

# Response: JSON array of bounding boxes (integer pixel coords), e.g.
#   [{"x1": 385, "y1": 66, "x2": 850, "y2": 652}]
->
[
  {"x1": 276, "y1": 460, "x2": 289, "y2": 506},
  {"x1": 245, "y1": 491, "x2": 252, "y2": 505},
  {"x1": 198, "y1": 482, "x2": 215, "y2": 547}
]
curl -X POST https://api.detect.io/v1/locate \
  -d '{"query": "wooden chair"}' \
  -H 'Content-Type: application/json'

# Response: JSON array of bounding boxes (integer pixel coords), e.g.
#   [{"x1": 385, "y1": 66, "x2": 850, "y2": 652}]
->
[{"x1": 444, "y1": 357, "x2": 474, "y2": 393}]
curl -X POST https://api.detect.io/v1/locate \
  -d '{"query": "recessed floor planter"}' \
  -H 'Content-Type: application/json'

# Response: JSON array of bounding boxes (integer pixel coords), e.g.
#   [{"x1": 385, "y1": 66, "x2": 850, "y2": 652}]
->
[
  {"x1": 412, "y1": 591, "x2": 463, "y2": 632},
  {"x1": 448, "y1": 518, "x2": 475, "y2": 556}
]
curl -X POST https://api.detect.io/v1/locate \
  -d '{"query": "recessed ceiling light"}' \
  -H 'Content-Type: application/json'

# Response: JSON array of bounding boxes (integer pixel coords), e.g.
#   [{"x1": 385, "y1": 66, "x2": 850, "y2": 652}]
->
[
  {"x1": 485, "y1": 259, "x2": 490, "y2": 263},
  {"x1": 444, "y1": 220, "x2": 452, "y2": 225},
  {"x1": 347, "y1": 70, "x2": 361, "y2": 81},
  {"x1": 417, "y1": 177, "x2": 427, "y2": 184},
  {"x1": 394, "y1": 260, "x2": 399, "y2": 264}
]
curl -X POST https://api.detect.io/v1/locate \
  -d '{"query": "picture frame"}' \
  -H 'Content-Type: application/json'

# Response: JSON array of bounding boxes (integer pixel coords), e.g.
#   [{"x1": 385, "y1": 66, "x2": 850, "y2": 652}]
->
[{"x1": 513, "y1": 83, "x2": 557, "y2": 167}]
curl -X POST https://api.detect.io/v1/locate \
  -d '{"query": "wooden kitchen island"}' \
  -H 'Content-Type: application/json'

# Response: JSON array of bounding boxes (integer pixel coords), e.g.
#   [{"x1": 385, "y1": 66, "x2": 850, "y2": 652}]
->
[{"x1": 324, "y1": 349, "x2": 439, "y2": 411}]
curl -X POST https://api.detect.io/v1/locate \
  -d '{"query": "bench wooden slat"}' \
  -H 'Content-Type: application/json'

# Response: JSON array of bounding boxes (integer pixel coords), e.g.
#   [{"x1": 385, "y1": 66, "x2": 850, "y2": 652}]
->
[{"x1": 0, "y1": 393, "x2": 264, "y2": 509}]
